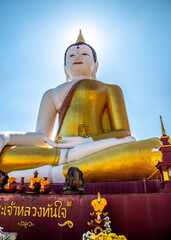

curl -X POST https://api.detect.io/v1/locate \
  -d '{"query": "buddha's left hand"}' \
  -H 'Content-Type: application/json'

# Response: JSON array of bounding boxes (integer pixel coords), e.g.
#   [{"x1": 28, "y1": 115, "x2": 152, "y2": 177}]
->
[{"x1": 44, "y1": 136, "x2": 93, "y2": 149}]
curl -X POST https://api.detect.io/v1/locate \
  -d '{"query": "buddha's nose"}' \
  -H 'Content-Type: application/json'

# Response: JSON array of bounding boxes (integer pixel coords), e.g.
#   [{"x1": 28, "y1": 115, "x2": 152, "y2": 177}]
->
[{"x1": 75, "y1": 54, "x2": 82, "y2": 60}]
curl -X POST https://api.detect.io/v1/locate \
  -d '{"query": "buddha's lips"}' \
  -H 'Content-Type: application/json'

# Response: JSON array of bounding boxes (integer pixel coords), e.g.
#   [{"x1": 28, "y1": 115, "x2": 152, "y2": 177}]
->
[{"x1": 73, "y1": 62, "x2": 83, "y2": 65}]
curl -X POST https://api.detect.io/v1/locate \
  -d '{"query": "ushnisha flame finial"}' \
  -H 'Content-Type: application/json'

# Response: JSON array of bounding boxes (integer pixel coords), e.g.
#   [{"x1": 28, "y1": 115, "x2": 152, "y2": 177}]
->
[
  {"x1": 76, "y1": 30, "x2": 85, "y2": 43},
  {"x1": 160, "y1": 115, "x2": 166, "y2": 136}
]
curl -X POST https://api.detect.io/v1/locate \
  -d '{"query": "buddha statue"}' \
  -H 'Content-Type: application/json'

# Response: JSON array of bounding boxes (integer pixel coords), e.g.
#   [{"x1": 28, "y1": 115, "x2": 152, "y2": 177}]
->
[{"x1": 0, "y1": 30, "x2": 163, "y2": 183}]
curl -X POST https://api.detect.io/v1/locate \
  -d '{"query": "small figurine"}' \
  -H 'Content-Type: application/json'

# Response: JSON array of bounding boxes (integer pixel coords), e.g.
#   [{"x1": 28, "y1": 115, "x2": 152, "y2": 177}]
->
[
  {"x1": 4, "y1": 177, "x2": 17, "y2": 193},
  {"x1": 16, "y1": 177, "x2": 26, "y2": 193},
  {"x1": 40, "y1": 177, "x2": 50, "y2": 194},
  {"x1": 28, "y1": 170, "x2": 42, "y2": 193},
  {"x1": 62, "y1": 167, "x2": 85, "y2": 195}
]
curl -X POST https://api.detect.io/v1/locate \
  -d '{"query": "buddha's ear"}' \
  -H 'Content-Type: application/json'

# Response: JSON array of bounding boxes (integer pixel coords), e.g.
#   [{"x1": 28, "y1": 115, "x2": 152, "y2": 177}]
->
[
  {"x1": 92, "y1": 61, "x2": 99, "y2": 80},
  {"x1": 95, "y1": 61, "x2": 99, "y2": 72},
  {"x1": 64, "y1": 65, "x2": 70, "y2": 82}
]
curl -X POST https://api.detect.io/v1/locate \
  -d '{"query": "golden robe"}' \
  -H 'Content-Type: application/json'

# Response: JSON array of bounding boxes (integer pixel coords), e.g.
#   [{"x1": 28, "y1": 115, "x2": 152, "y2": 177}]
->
[{"x1": 0, "y1": 80, "x2": 162, "y2": 181}]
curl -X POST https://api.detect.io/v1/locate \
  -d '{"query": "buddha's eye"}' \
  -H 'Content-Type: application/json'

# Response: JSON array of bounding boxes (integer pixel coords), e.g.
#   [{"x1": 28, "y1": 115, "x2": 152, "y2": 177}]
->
[
  {"x1": 70, "y1": 54, "x2": 75, "y2": 57},
  {"x1": 81, "y1": 53, "x2": 89, "y2": 56}
]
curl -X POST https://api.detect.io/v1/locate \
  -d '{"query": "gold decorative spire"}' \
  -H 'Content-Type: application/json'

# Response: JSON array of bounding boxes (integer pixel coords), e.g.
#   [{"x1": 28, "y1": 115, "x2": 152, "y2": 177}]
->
[
  {"x1": 160, "y1": 115, "x2": 166, "y2": 136},
  {"x1": 76, "y1": 30, "x2": 85, "y2": 43}
]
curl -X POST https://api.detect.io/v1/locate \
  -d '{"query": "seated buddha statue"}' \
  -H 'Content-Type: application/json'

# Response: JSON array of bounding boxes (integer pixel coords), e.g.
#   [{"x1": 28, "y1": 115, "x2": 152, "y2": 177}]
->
[{"x1": 0, "y1": 31, "x2": 163, "y2": 183}]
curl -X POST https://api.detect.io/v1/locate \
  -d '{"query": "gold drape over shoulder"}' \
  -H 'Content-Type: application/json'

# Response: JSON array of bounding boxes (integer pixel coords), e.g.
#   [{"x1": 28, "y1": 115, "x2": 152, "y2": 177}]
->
[
  {"x1": 58, "y1": 80, "x2": 130, "y2": 139},
  {"x1": 56, "y1": 79, "x2": 84, "y2": 138}
]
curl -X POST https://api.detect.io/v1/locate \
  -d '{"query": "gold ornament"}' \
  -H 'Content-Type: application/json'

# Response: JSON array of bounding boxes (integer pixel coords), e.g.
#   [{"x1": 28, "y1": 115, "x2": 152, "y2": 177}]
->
[
  {"x1": 160, "y1": 115, "x2": 166, "y2": 136},
  {"x1": 76, "y1": 29, "x2": 85, "y2": 43},
  {"x1": 83, "y1": 193, "x2": 127, "y2": 239},
  {"x1": 91, "y1": 192, "x2": 107, "y2": 214}
]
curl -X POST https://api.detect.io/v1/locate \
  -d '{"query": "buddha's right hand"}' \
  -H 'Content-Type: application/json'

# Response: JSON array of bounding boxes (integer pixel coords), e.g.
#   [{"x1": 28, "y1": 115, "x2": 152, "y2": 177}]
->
[
  {"x1": 0, "y1": 134, "x2": 9, "y2": 153},
  {"x1": 44, "y1": 136, "x2": 93, "y2": 149}
]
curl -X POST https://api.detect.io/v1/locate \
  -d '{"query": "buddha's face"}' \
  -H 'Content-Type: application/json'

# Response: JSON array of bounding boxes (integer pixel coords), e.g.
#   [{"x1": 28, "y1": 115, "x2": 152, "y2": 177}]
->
[{"x1": 64, "y1": 44, "x2": 98, "y2": 81}]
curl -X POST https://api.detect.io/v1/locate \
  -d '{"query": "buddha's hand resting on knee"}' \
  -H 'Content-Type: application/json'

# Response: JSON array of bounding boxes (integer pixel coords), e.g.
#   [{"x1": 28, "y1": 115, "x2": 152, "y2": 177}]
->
[
  {"x1": 0, "y1": 134, "x2": 9, "y2": 153},
  {"x1": 44, "y1": 136, "x2": 93, "y2": 149}
]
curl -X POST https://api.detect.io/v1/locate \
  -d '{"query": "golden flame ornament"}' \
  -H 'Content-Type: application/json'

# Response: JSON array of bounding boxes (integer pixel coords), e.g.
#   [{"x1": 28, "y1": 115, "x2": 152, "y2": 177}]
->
[{"x1": 76, "y1": 30, "x2": 85, "y2": 43}]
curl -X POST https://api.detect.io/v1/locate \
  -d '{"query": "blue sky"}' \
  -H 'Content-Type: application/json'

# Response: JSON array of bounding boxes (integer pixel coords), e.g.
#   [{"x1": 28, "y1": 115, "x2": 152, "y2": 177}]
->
[{"x1": 0, "y1": 0, "x2": 170, "y2": 140}]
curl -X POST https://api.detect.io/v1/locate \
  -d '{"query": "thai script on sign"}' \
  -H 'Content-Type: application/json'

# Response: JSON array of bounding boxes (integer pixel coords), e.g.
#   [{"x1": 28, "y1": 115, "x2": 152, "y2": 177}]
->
[{"x1": 0, "y1": 200, "x2": 67, "y2": 218}]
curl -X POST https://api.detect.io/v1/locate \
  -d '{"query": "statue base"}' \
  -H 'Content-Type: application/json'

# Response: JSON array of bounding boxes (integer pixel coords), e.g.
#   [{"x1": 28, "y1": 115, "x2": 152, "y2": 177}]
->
[{"x1": 0, "y1": 180, "x2": 170, "y2": 240}]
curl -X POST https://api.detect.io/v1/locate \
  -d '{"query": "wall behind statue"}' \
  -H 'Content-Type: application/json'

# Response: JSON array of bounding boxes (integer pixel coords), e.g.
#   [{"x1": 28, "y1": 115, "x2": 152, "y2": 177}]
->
[{"x1": 0, "y1": 0, "x2": 170, "y2": 140}]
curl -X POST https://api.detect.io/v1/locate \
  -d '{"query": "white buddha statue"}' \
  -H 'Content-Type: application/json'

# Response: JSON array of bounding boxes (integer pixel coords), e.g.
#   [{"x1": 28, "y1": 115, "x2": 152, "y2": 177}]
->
[{"x1": 0, "y1": 31, "x2": 162, "y2": 183}]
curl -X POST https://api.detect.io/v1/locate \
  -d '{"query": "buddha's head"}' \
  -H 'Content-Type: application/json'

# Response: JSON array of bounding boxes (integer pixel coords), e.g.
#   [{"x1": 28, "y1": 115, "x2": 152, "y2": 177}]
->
[{"x1": 64, "y1": 30, "x2": 98, "y2": 81}]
